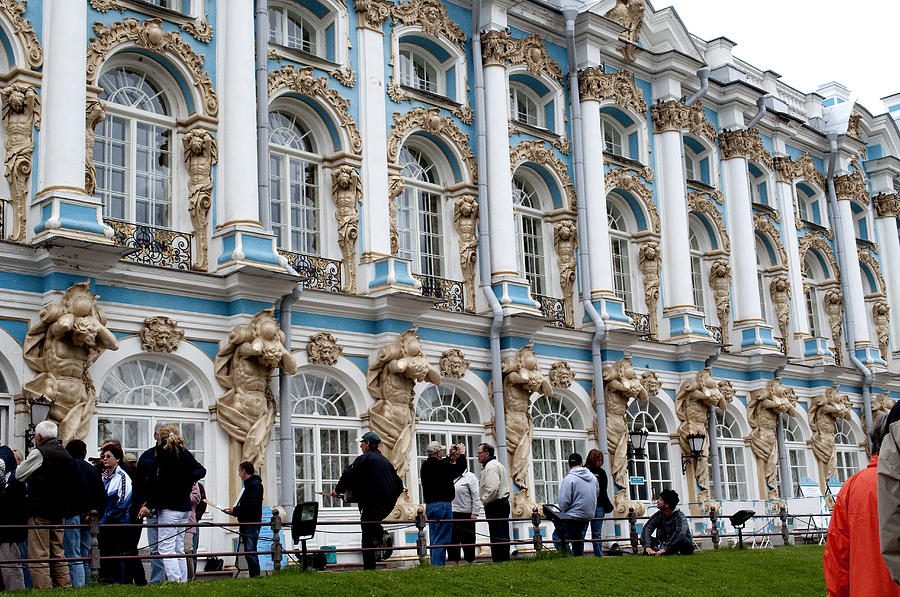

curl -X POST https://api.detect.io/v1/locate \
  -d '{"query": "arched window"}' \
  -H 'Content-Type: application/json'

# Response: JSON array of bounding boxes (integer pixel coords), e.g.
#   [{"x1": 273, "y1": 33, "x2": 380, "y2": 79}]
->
[
  {"x1": 711, "y1": 410, "x2": 747, "y2": 500},
  {"x1": 531, "y1": 394, "x2": 586, "y2": 504},
  {"x1": 599, "y1": 106, "x2": 644, "y2": 163},
  {"x1": 269, "y1": 4, "x2": 320, "y2": 56},
  {"x1": 399, "y1": 45, "x2": 440, "y2": 94},
  {"x1": 626, "y1": 399, "x2": 673, "y2": 502},
  {"x1": 783, "y1": 415, "x2": 809, "y2": 497},
  {"x1": 95, "y1": 66, "x2": 175, "y2": 227},
  {"x1": 96, "y1": 358, "x2": 207, "y2": 462},
  {"x1": 509, "y1": 83, "x2": 540, "y2": 127},
  {"x1": 507, "y1": 73, "x2": 561, "y2": 133},
  {"x1": 268, "y1": 110, "x2": 321, "y2": 254},
  {"x1": 803, "y1": 254, "x2": 826, "y2": 338},
  {"x1": 796, "y1": 183, "x2": 825, "y2": 226},
  {"x1": 748, "y1": 163, "x2": 770, "y2": 206},
  {"x1": 684, "y1": 136, "x2": 711, "y2": 185},
  {"x1": 513, "y1": 173, "x2": 546, "y2": 295},
  {"x1": 275, "y1": 371, "x2": 359, "y2": 508},
  {"x1": 834, "y1": 419, "x2": 860, "y2": 483},
  {"x1": 398, "y1": 145, "x2": 444, "y2": 277},
  {"x1": 601, "y1": 117, "x2": 625, "y2": 157},
  {"x1": 756, "y1": 237, "x2": 775, "y2": 326},
  {"x1": 688, "y1": 218, "x2": 708, "y2": 314},
  {"x1": 608, "y1": 198, "x2": 634, "y2": 310},
  {"x1": 851, "y1": 202, "x2": 869, "y2": 241}
]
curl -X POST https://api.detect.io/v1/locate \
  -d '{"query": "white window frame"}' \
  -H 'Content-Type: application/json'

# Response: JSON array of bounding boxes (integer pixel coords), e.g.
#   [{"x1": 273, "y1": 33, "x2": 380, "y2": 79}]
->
[
  {"x1": 509, "y1": 83, "x2": 542, "y2": 128},
  {"x1": 390, "y1": 26, "x2": 466, "y2": 105},
  {"x1": 803, "y1": 255, "x2": 827, "y2": 339},
  {"x1": 608, "y1": 198, "x2": 635, "y2": 311},
  {"x1": 398, "y1": 145, "x2": 446, "y2": 277},
  {"x1": 626, "y1": 399, "x2": 673, "y2": 503},
  {"x1": 834, "y1": 418, "x2": 860, "y2": 484},
  {"x1": 688, "y1": 218, "x2": 708, "y2": 315},
  {"x1": 269, "y1": 3, "x2": 326, "y2": 58},
  {"x1": 783, "y1": 415, "x2": 810, "y2": 498},
  {"x1": 506, "y1": 67, "x2": 564, "y2": 136},
  {"x1": 601, "y1": 117, "x2": 625, "y2": 158},
  {"x1": 513, "y1": 172, "x2": 547, "y2": 296},
  {"x1": 531, "y1": 394, "x2": 587, "y2": 505},
  {"x1": 712, "y1": 410, "x2": 748, "y2": 500}
]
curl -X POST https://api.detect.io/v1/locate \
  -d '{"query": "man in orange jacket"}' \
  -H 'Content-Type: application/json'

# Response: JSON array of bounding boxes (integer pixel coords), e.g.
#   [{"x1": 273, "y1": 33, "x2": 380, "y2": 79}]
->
[{"x1": 824, "y1": 412, "x2": 899, "y2": 596}]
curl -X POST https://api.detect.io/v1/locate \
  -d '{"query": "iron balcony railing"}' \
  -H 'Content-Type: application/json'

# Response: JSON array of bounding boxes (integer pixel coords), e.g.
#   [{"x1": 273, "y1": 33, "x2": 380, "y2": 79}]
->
[
  {"x1": 414, "y1": 274, "x2": 465, "y2": 312},
  {"x1": 104, "y1": 218, "x2": 191, "y2": 270},
  {"x1": 706, "y1": 324, "x2": 724, "y2": 344},
  {"x1": 533, "y1": 293, "x2": 567, "y2": 328},
  {"x1": 279, "y1": 250, "x2": 342, "y2": 292},
  {"x1": 625, "y1": 310, "x2": 651, "y2": 337}
]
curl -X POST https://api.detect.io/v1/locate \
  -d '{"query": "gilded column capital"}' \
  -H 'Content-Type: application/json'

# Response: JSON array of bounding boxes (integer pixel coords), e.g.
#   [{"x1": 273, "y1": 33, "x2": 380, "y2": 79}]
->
[
  {"x1": 717, "y1": 128, "x2": 769, "y2": 164},
  {"x1": 578, "y1": 68, "x2": 647, "y2": 115},
  {"x1": 833, "y1": 170, "x2": 869, "y2": 205},
  {"x1": 650, "y1": 99, "x2": 686, "y2": 133},
  {"x1": 355, "y1": 0, "x2": 392, "y2": 33},
  {"x1": 481, "y1": 29, "x2": 512, "y2": 67},
  {"x1": 480, "y1": 30, "x2": 562, "y2": 80},
  {"x1": 873, "y1": 193, "x2": 900, "y2": 218}
]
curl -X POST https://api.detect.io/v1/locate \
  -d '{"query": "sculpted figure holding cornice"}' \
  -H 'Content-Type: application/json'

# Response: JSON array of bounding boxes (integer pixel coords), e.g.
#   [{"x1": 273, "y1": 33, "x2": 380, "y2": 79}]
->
[
  {"x1": 24, "y1": 282, "x2": 119, "y2": 444},
  {"x1": 640, "y1": 370, "x2": 660, "y2": 397},
  {"x1": 453, "y1": 195, "x2": 478, "y2": 312},
  {"x1": 366, "y1": 328, "x2": 440, "y2": 519},
  {"x1": 873, "y1": 300, "x2": 891, "y2": 361},
  {"x1": 502, "y1": 343, "x2": 551, "y2": 517},
  {"x1": 603, "y1": 356, "x2": 649, "y2": 515},
  {"x1": 638, "y1": 241, "x2": 661, "y2": 340},
  {"x1": 809, "y1": 386, "x2": 851, "y2": 494},
  {"x1": 215, "y1": 309, "x2": 297, "y2": 471},
  {"x1": 554, "y1": 220, "x2": 577, "y2": 328},
  {"x1": 306, "y1": 331, "x2": 343, "y2": 366},
  {"x1": 769, "y1": 275, "x2": 791, "y2": 355},
  {"x1": 709, "y1": 259, "x2": 731, "y2": 347},
  {"x1": 1, "y1": 83, "x2": 39, "y2": 243},
  {"x1": 85, "y1": 98, "x2": 106, "y2": 196},
  {"x1": 748, "y1": 378, "x2": 796, "y2": 499},
  {"x1": 823, "y1": 288, "x2": 844, "y2": 358},
  {"x1": 183, "y1": 128, "x2": 217, "y2": 271},
  {"x1": 332, "y1": 165, "x2": 363, "y2": 293}
]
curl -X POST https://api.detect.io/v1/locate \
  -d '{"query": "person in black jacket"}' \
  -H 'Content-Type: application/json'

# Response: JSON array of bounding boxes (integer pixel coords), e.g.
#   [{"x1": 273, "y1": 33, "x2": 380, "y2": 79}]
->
[
  {"x1": 135, "y1": 424, "x2": 165, "y2": 583},
  {"x1": 63, "y1": 440, "x2": 106, "y2": 587},
  {"x1": 420, "y1": 440, "x2": 466, "y2": 566},
  {"x1": 333, "y1": 431, "x2": 403, "y2": 570},
  {"x1": 585, "y1": 449, "x2": 615, "y2": 557},
  {"x1": 0, "y1": 446, "x2": 27, "y2": 590},
  {"x1": 224, "y1": 462, "x2": 264, "y2": 577}
]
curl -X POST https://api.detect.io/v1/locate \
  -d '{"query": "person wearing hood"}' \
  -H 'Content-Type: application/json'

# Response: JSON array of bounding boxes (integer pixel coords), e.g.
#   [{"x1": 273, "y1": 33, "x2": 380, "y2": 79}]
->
[
  {"x1": 0, "y1": 445, "x2": 26, "y2": 590},
  {"x1": 878, "y1": 400, "x2": 900, "y2": 586},
  {"x1": 224, "y1": 461, "x2": 264, "y2": 578},
  {"x1": 552, "y1": 453, "x2": 598, "y2": 556}
]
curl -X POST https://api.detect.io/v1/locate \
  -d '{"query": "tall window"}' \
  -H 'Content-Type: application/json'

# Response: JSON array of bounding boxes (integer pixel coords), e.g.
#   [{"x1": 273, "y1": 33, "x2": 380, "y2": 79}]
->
[
  {"x1": 756, "y1": 238, "x2": 772, "y2": 325},
  {"x1": 601, "y1": 118, "x2": 624, "y2": 157},
  {"x1": 712, "y1": 410, "x2": 747, "y2": 500},
  {"x1": 509, "y1": 84, "x2": 539, "y2": 127},
  {"x1": 852, "y1": 203, "x2": 868, "y2": 241},
  {"x1": 269, "y1": 111, "x2": 320, "y2": 254},
  {"x1": 783, "y1": 415, "x2": 809, "y2": 497},
  {"x1": 803, "y1": 255, "x2": 825, "y2": 338},
  {"x1": 608, "y1": 199, "x2": 634, "y2": 310},
  {"x1": 689, "y1": 223, "x2": 706, "y2": 313},
  {"x1": 269, "y1": 5, "x2": 319, "y2": 56},
  {"x1": 626, "y1": 400, "x2": 673, "y2": 502},
  {"x1": 834, "y1": 419, "x2": 859, "y2": 483},
  {"x1": 399, "y1": 47, "x2": 439, "y2": 94},
  {"x1": 513, "y1": 174, "x2": 546, "y2": 295},
  {"x1": 398, "y1": 146, "x2": 444, "y2": 277},
  {"x1": 796, "y1": 183, "x2": 823, "y2": 226},
  {"x1": 531, "y1": 395, "x2": 586, "y2": 504},
  {"x1": 749, "y1": 164, "x2": 769, "y2": 206},
  {"x1": 95, "y1": 66, "x2": 174, "y2": 227},
  {"x1": 684, "y1": 149, "x2": 699, "y2": 181}
]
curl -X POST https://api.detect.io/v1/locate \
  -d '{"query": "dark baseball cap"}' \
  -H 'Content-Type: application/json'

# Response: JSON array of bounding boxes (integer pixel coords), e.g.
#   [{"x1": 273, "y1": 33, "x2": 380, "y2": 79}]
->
[
  {"x1": 568, "y1": 452, "x2": 583, "y2": 467},
  {"x1": 358, "y1": 431, "x2": 381, "y2": 444}
]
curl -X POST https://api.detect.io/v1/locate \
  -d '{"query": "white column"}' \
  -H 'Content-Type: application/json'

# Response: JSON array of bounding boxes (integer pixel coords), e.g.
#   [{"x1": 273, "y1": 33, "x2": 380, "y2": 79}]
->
[
  {"x1": 722, "y1": 156, "x2": 764, "y2": 324},
  {"x1": 835, "y1": 198, "x2": 872, "y2": 347},
  {"x1": 580, "y1": 99, "x2": 613, "y2": 298},
  {"x1": 876, "y1": 212, "x2": 900, "y2": 354},
  {"x1": 484, "y1": 62, "x2": 517, "y2": 280},
  {"x1": 776, "y1": 180, "x2": 810, "y2": 337},
  {"x1": 655, "y1": 129, "x2": 694, "y2": 311}
]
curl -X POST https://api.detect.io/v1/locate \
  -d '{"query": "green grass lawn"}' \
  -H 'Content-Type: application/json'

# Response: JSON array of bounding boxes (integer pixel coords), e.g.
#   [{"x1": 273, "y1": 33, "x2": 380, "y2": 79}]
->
[{"x1": 25, "y1": 545, "x2": 826, "y2": 596}]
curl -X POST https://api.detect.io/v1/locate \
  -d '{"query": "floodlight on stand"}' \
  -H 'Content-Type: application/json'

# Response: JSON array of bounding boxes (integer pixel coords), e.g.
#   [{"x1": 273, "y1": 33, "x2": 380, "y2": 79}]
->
[
  {"x1": 729, "y1": 509, "x2": 755, "y2": 549},
  {"x1": 628, "y1": 427, "x2": 649, "y2": 459},
  {"x1": 291, "y1": 501, "x2": 319, "y2": 571},
  {"x1": 681, "y1": 433, "x2": 706, "y2": 474}
]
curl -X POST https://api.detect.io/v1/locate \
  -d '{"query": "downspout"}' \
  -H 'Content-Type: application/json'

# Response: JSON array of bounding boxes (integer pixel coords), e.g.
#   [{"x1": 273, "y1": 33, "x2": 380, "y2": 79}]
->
[
  {"x1": 773, "y1": 362, "x2": 791, "y2": 500},
  {"x1": 562, "y1": 10, "x2": 612, "y2": 495},
  {"x1": 278, "y1": 286, "x2": 302, "y2": 519},
  {"x1": 704, "y1": 349, "x2": 723, "y2": 501},
  {"x1": 683, "y1": 67, "x2": 710, "y2": 107},
  {"x1": 255, "y1": 0, "x2": 272, "y2": 230},
  {"x1": 745, "y1": 95, "x2": 769, "y2": 130},
  {"x1": 473, "y1": 0, "x2": 508, "y2": 468},
  {"x1": 826, "y1": 134, "x2": 873, "y2": 431}
]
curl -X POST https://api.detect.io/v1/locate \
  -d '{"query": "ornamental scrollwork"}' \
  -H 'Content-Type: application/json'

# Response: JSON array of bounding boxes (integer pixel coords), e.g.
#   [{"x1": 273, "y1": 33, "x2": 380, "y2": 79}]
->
[
  {"x1": 554, "y1": 220, "x2": 577, "y2": 328},
  {"x1": 331, "y1": 165, "x2": 363, "y2": 294},
  {"x1": 510, "y1": 140, "x2": 576, "y2": 210},
  {"x1": 687, "y1": 191, "x2": 729, "y2": 252},
  {"x1": 306, "y1": 332, "x2": 344, "y2": 366},
  {"x1": 390, "y1": 0, "x2": 465, "y2": 47},
  {"x1": 182, "y1": 128, "x2": 217, "y2": 271},
  {"x1": 752, "y1": 213, "x2": 788, "y2": 270},
  {"x1": 453, "y1": 195, "x2": 478, "y2": 312},
  {"x1": 548, "y1": 361, "x2": 574, "y2": 388},
  {"x1": 330, "y1": 67, "x2": 357, "y2": 88},
  {"x1": 388, "y1": 107, "x2": 476, "y2": 182},
  {"x1": 452, "y1": 105, "x2": 474, "y2": 126},
  {"x1": 88, "y1": 0, "x2": 120, "y2": 11},
  {"x1": 604, "y1": 0, "x2": 645, "y2": 62},
  {"x1": 605, "y1": 168, "x2": 659, "y2": 233},
  {"x1": 268, "y1": 65, "x2": 362, "y2": 154},
  {"x1": 0, "y1": 0, "x2": 42, "y2": 69},
  {"x1": 87, "y1": 18, "x2": 218, "y2": 117},
  {"x1": 873, "y1": 192, "x2": 900, "y2": 219},
  {"x1": 139, "y1": 316, "x2": 184, "y2": 353},
  {"x1": 773, "y1": 152, "x2": 825, "y2": 188},
  {"x1": 857, "y1": 247, "x2": 885, "y2": 295},
  {"x1": 834, "y1": 170, "x2": 870, "y2": 206},
  {"x1": 798, "y1": 231, "x2": 840, "y2": 282},
  {"x1": 718, "y1": 128, "x2": 771, "y2": 166},
  {"x1": 439, "y1": 348, "x2": 469, "y2": 378},
  {"x1": 355, "y1": 0, "x2": 392, "y2": 33},
  {"x1": 180, "y1": 18, "x2": 214, "y2": 43},
  {"x1": 650, "y1": 99, "x2": 716, "y2": 142},
  {"x1": 577, "y1": 67, "x2": 647, "y2": 116},
  {"x1": 479, "y1": 29, "x2": 563, "y2": 80},
  {"x1": 846, "y1": 113, "x2": 862, "y2": 139}
]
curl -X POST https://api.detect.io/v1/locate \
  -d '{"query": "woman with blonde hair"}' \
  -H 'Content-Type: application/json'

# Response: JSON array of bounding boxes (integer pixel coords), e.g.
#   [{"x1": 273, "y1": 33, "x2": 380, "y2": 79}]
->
[
  {"x1": 136, "y1": 424, "x2": 205, "y2": 582},
  {"x1": 585, "y1": 449, "x2": 614, "y2": 557}
]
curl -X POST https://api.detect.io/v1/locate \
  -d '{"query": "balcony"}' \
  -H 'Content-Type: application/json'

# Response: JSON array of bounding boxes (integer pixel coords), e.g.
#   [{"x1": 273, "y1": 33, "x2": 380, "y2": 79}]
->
[
  {"x1": 534, "y1": 293, "x2": 568, "y2": 328},
  {"x1": 279, "y1": 250, "x2": 342, "y2": 293},
  {"x1": 104, "y1": 218, "x2": 191, "y2": 270},
  {"x1": 625, "y1": 310, "x2": 651, "y2": 338},
  {"x1": 413, "y1": 274, "x2": 465, "y2": 313}
]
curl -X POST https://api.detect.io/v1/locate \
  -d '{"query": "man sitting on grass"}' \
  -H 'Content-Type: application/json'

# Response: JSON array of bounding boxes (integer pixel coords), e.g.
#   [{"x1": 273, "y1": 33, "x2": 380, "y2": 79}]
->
[{"x1": 640, "y1": 489, "x2": 694, "y2": 556}]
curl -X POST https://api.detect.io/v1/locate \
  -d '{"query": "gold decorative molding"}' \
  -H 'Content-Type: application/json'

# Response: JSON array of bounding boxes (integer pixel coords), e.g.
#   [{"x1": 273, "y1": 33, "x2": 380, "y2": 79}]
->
[
  {"x1": 718, "y1": 128, "x2": 771, "y2": 165},
  {"x1": 85, "y1": 98, "x2": 106, "y2": 197},
  {"x1": 453, "y1": 195, "x2": 478, "y2": 312},
  {"x1": 769, "y1": 275, "x2": 790, "y2": 356},
  {"x1": 182, "y1": 127, "x2": 217, "y2": 271},
  {"x1": 330, "y1": 66, "x2": 357, "y2": 88},
  {"x1": 87, "y1": 18, "x2": 218, "y2": 117},
  {"x1": 798, "y1": 231, "x2": 840, "y2": 282},
  {"x1": 688, "y1": 191, "x2": 729, "y2": 252},
  {"x1": 605, "y1": 168, "x2": 659, "y2": 232},
  {"x1": 1, "y1": 82, "x2": 39, "y2": 243},
  {"x1": 753, "y1": 213, "x2": 788, "y2": 269},
  {"x1": 604, "y1": 0, "x2": 644, "y2": 62},
  {"x1": 388, "y1": 107, "x2": 476, "y2": 182},
  {"x1": 480, "y1": 29, "x2": 563, "y2": 80},
  {"x1": 846, "y1": 113, "x2": 862, "y2": 140},
  {"x1": 510, "y1": 140, "x2": 576, "y2": 211},
  {"x1": 638, "y1": 241, "x2": 661, "y2": 339},
  {"x1": 439, "y1": 348, "x2": 469, "y2": 378},
  {"x1": 267, "y1": 47, "x2": 357, "y2": 88},
  {"x1": 355, "y1": 0, "x2": 392, "y2": 33},
  {"x1": 452, "y1": 105, "x2": 474, "y2": 126},
  {"x1": 88, "y1": 0, "x2": 120, "y2": 10},
  {"x1": 390, "y1": 0, "x2": 465, "y2": 47},
  {"x1": 1, "y1": 0, "x2": 42, "y2": 69},
  {"x1": 650, "y1": 99, "x2": 716, "y2": 142},
  {"x1": 180, "y1": 18, "x2": 214, "y2": 43},
  {"x1": 480, "y1": 29, "x2": 513, "y2": 67},
  {"x1": 873, "y1": 192, "x2": 900, "y2": 219},
  {"x1": 857, "y1": 247, "x2": 885, "y2": 294},
  {"x1": 773, "y1": 152, "x2": 825, "y2": 188},
  {"x1": 554, "y1": 220, "x2": 577, "y2": 328},
  {"x1": 578, "y1": 68, "x2": 647, "y2": 116},
  {"x1": 306, "y1": 331, "x2": 344, "y2": 365},
  {"x1": 873, "y1": 301, "x2": 890, "y2": 361},
  {"x1": 388, "y1": 175, "x2": 403, "y2": 255},
  {"x1": 139, "y1": 316, "x2": 184, "y2": 353},
  {"x1": 834, "y1": 170, "x2": 870, "y2": 206},
  {"x1": 548, "y1": 361, "x2": 574, "y2": 388},
  {"x1": 268, "y1": 65, "x2": 362, "y2": 154}
]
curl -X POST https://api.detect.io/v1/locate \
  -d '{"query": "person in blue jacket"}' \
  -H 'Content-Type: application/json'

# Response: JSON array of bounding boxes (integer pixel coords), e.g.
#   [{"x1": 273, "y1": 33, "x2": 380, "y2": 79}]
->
[{"x1": 99, "y1": 443, "x2": 132, "y2": 584}]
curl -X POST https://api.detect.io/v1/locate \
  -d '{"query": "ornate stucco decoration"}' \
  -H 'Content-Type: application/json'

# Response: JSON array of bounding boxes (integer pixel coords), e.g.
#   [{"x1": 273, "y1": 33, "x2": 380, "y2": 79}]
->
[
  {"x1": 603, "y1": 356, "x2": 649, "y2": 515},
  {"x1": 0, "y1": 0, "x2": 42, "y2": 69},
  {"x1": 846, "y1": 113, "x2": 862, "y2": 139},
  {"x1": 577, "y1": 67, "x2": 647, "y2": 115},
  {"x1": 1, "y1": 83, "x2": 39, "y2": 243},
  {"x1": 718, "y1": 379, "x2": 735, "y2": 404},
  {"x1": 388, "y1": 175, "x2": 403, "y2": 255},
  {"x1": 650, "y1": 100, "x2": 716, "y2": 142},
  {"x1": 605, "y1": 168, "x2": 660, "y2": 233},
  {"x1": 769, "y1": 275, "x2": 790, "y2": 354},
  {"x1": 718, "y1": 128, "x2": 771, "y2": 165},
  {"x1": 753, "y1": 213, "x2": 789, "y2": 269},
  {"x1": 809, "y1": 387, "x2": 852, "y2": 495},
  {"x1": 857, "y1": 247, "x2": 885, "y2": 294},
  {"x1": 453, "y1": 195, "x2": 478, "y2": 312},
  {"x1": 331, "y1": 165, "x2": 363, "y2": 293},
  {"x1": 510, "y1": 140, "x2": 576, "y2": 210},
  {"x1": 180, "y1": 18, "x2": 214, "y2": 44},
  {"x1": 182, "y1": 128, "x2": 217, "y2": 271},
  {"x1": 452, "y1": 105, "x2": 474, "y2": 126},
  {"x1": 798, "y1": 231, "x2": 840, "y2": 282},
  {"x1": 638, "y1": 241, "x2": 661, "y2": 340},
  {"x1": 872, "y1": 393, "x2": 895, "y2": 427},
  {"x1": 747, "y1": 378, "x2": 797, "y2": 499},
  {"x1": 88, "y1": 0, "x2": 120, "y2": 11},
  {"x1": 873, "y1": 192, "x2": 900, "y2": 219},
  {"x1": 439, "y1": 348, "x2": 469, "y2": 378},
  {"x1": 548, "y1": 361, "x2": 573, "y2": 388},
  {"x1": 603, "y1": 0, "x2": 645, "y2": 62},
  {"x1": 390, "y1": 0, "x2": 465, "y2": 47},
  {"x1": 834, "y1": 170, "x2": 870, "y2": 206},
  {"x1": 215, "y1": 309, "x2": 297, "y2": 471},
  {"x1": 84, "y1": 99, "x2": 106, "y2": 196},
  {"x1": 139, "y1": 316, "x2": 184, "y2": 353},
  {"x1": 675, "y1": 367, "x2": 729, "y2": 511},
  {"x1": 388, "y1": 107, "x2": 476, "y2": 183},
  {"x1": 554, "y1": 220, "x2": 577, "y2": 328},
  {"x1": 23, "y1": 281, "x2": 119, "y2": 444},
  {"x1": 480, "y1": 29, "x2": 514, "y2": 67},
  {"x1": 640, "y1": 370, "x2": 660, "y2": 397},
  {"x1": 687, "y1": 191, "x2": 729, "y2": 252},
  {"x1": 479, "y1": 29, "x2": 563, "y2": 80},
  {"x1": 306, "y1": 331, "x2": 343, "y2": 365},
  {"x1": 355, "y1": 0, "x2": 392, "y2": 33},
  {"x1": 823, "y1": 287, "x2": 844, "y2": 354},
  {"x1": 501, "y1": 343, "x2": 551, "y2": 517},
  {"x1": 268, "y1": 65, "x2": 362, "y2": 154},
  {"x1": 773, "y1": 152, "x2": 825, "y2": 188},
  {"x1": 367, "y1": 328, "x2": 439, "y2": 519},
  {"x1": 873, "y1": 300, "x2": 891, "y2": 361},
  {"x1": 267, "y1": 47, "x2": 357, "y2": 87},
  {"x1": 708, "y1": 259, "x2": 731, "y2": 347},
  {"x1": 87, "y1": 18, "x2": 218, "y2": 117}
]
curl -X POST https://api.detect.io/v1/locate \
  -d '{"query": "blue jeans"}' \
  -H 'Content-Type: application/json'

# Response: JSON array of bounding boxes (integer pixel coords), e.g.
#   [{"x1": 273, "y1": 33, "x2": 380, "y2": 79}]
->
[
  {"x1": 425, "y1": 502, "x2": 453, "y2": 566},
  {"x1": 590, "y1": 506, "x2": 605, "y2": 557},
  {"x1": 62, "y1": 515, "x2": 90, "y2": 587},
  {"x1": 146, "y1": 516, "x2": 165, "y2": 583},
  {"x1": 240, "y1": 525, "x2": 261, "y2": 578},
  {"x1": 18, "y1": 540, "x2": 31, "y2": 588},
  {"x1": 553, "y1": 519, "x2": 589, "y2": 556}
]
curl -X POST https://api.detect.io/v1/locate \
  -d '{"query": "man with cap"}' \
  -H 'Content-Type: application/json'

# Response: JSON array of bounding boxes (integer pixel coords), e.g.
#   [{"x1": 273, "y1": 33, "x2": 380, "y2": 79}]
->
[
  {"x1": 552, "y1": 452, "x2": 598, "y2": 556},
  {"x1": 420, "y1": 440, "x2": 466, "y2": 566},
  {"x1": 334, "y1": 431, "x2": 403, "y2": 570}
]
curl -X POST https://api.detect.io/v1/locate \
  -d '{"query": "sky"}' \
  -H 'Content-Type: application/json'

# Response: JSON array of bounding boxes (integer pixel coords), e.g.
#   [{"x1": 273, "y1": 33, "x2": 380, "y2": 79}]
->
[{"x1": 658, "y1": 0, "x2": 900, "y2": 115}]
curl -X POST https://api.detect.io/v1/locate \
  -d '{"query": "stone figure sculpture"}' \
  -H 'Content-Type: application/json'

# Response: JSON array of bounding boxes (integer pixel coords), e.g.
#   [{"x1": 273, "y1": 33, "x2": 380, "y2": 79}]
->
[
  {"x1": 365, "y1": 328, "x2": 440, "y2": 519},
  {"x1": 640, "y1": 370, "x2": 660, "y2": 397},
  {"x1": 331, "y1": 165, "x2": 363, "y2": 293},
  {"x1": 548, "y1": 361, "x2": 573, "y2": 388},
  {"x1": 747, "y1": 378, "x2": 797, "y2": 499},
  {"x1": 85, "y1": 98, "x2": 106, "y2": 196},
  {"x1": 873, "y1": 393, "x2": 894, "y2": 420},
  {"x1": 770, "y1": 275, "x2": 791, "y2": 355},
  {"x1": 708, "y1": 259, "x2": 731, "y2": 347},
  {"x1": 675, "y1": 367, "x2": 728, "y2": 508},
  {"x1": 1, "y1": 83, "x2": 40, "y2": 242},
  {"x1": 554, "y1": 220, "x2": 577, "y2": 328},
  {"x1": 388, "y1": 175, "x2": 403, "y2": 256},
  {"x1": 823, "y1": 288, "x2": 844, "y2": 357},
  {"x1": 182, "y1": 128, "x2": 217, "y2": 271},
  {"x1": 23, "y1": 281, "x2": 118, "y2": 444},
  {"x1": 439, "y1": 348, "x2": 469, "y2": 378},
  {"x1": 873, "y1": 300, "x2": 891, "y2": 361},
  {"x1": 453, "y1": 195, "x2": 479, "y2": 312},
  {"x1": 502, "y1": 343, "x2": 551, "y2": 517},
  {"x1": 604, "y1": 0, "x2": 645, "y2": 60},
  {"x1": 306, "y1": 332, "x2": 343, "y2": 366},
  {"x1": 638, "y1": 241, "x2": 661, "y2": 340},
  {"x1": 718, "y1": 379, "x2": 736, "y2": 404},
  {"x1": 215, "y1": 309, "x2": 297, "y2": 471},
  {"x1": 603, "y1": 356, "x2": 649, "y2": 515},
  {"x1": 809, "y1": 386, "x2": 852, "y2": 494},
  {"x1": 139, "y1": 316, "x2": 184, "y2": 353}
]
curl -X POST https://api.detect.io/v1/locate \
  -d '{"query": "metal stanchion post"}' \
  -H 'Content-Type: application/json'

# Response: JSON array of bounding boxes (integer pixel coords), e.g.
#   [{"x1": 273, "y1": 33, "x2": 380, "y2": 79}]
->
[
  {"x1": 271, "y1": 512, "x2": 283, "y2": 572},
  {"x1": 89, "y1": 512, "x2": 100, "y2": 579},
  {"x1": 416, "y1": 509, "x2": 427, "y2": 563},
  {"x1": 628, "y1": 508, "x2": 639, "y2": 555},
  {"x1": 531, "y1": 508, "x2": 542, "y2": 552},
  {"x1": 710, "y1": 507, "x2": 719, "y2": 549},
  {"x1": 780, "y1": 507, "x2": 790, "y2": 546}
]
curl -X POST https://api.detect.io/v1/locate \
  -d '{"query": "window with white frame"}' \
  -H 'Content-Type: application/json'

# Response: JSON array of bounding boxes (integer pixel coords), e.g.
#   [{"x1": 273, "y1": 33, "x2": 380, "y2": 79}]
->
[
  {"x1": 711, "y1": 410, "x2": 747, "y2": 500},
  {"x1": 531, "y1": 394, "x2": 586, "y2": 504},
  {"x1": 852, "y1": 202, "x2": 869, "y2": 241},
  {"x1": 601, "y1": 118, "x2": 625, "y2": 157},
  {"x1": 95, "y1": 66, "x2": 175, "y2": 227},
  {"x1": 684, "y1": 148, "x2": 699, "y2": 181},
  {"x1": 513, "y1": 173, "x2": 546, "y2": 295},
  {"x1": 269, "y1": 4, "x2": 321, "y2": 57},
  {"x1": 683, "y1": 137, "x2": 710, "y2": 185},
  {"x1": 834, "y1": 418, "x2": 860, "y2": 483},
  {"x1": 688, "y1": 220, "x2": 707, "y2": 314},
  {"x1": 399, "y1": 46, "x2": 440, "y2": 95},
  {"x1": 796, "y1": 183, "x2": 824, "y2": 227},
  {"x1": 398, "y1": 145, "x2": 444, "y2": 277},
  {"x1": 756, "y1": 237, "x2": 774, "y2": 326},
  {"x1": 783, "y1": 415, "x2": 809, "y2": 497},
  {"x1": 748, "y1": 164, "x2": 770, "y2": 206},
  {"x1": 626, "y1": 399, "x2": 673, "y2": 502},
  {"x1": 803, "y1": 255, "x2": 826, "y2": 338},
  {"x1": 0, "y1": 371, "x2": 9, "y2": 445},
  {"x1": 608, "y1": 198, "x2": 634, "y2": 311},
  {"x1": 509, "y1": 83, "x2": 540, "y2": 128},
  {"x1": 268, "y1": 110, "x2": 320, "y2": 254}
]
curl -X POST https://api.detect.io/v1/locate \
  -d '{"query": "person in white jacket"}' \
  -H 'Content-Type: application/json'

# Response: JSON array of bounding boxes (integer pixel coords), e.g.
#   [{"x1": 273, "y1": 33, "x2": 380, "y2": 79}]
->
[
  {"x1": 477, "y1": 443, "x2": 510, "y2": 562},
  {"x1": 553, "y1": 453, "x2": 598, "y2": 556},
  {"x1": 448, "y1": 465, "x2": 480, "y2": 563}
]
